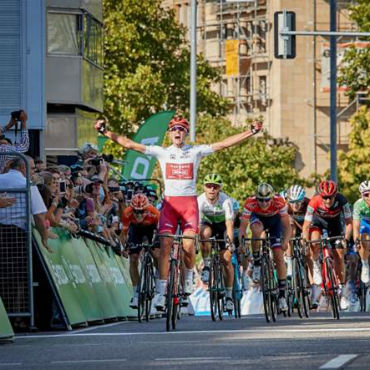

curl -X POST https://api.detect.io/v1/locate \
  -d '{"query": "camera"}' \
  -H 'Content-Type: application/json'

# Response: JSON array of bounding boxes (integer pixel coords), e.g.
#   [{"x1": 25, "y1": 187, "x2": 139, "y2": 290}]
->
[
  {"x1": 11, "y1": 110, "x2": 23, "y2": 121},
  {"x1": 90, "y1": 154, "x2": 114, "y2": 166},
  {"x1": 73, "y1": 183, "x2": 94, "y2": 195}
]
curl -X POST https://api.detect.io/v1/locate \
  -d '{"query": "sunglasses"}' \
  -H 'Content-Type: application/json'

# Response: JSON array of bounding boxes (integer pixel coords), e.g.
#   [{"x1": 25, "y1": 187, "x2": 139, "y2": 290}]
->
[
  {"x1": 362, "y1": 192, "x2": 370, "y2": 198},
  {"x1": 169, "y1": 126, "x2": 187, "y2": 132},
  {"x1": 257, "y1": 197, "x2": 271, "y2": 203},
  {"x1": 288, "y1": 199, "x2": 302, "y2": 205},
  {"x1": 205, "y1": 183, "x2": 220, "y2": 189},
  {"x1": 322, "y1": 195, "x2": 334, "y2": 200}
]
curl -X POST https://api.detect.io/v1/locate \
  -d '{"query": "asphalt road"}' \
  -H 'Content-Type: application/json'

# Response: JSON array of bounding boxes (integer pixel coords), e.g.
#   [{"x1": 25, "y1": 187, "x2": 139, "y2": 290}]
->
[{"x1": 1, "y1": 312, "x2": 369, "y2": 370}]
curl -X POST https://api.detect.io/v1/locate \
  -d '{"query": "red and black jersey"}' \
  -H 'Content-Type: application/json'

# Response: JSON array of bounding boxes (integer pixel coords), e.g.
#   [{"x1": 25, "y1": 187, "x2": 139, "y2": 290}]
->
[
  {"x1": 242, "y1": 195, "x2": 288, "y2": 220},
  {"x1": 304, "y1": 193, "x2": 352, "y2": 223}
]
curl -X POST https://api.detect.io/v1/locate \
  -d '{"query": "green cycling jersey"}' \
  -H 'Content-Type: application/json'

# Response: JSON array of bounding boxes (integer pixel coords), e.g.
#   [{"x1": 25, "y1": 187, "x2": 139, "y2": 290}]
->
[{"x1": 353, "y1": 198, "x2": 370, "y2": 221}]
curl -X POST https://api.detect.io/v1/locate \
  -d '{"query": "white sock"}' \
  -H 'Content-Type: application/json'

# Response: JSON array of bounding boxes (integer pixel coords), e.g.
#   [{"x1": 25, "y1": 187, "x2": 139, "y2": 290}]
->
[
  {"x1": 132, "y1": 286, "x2": 138, "y2": 297},
  {"x1": 361, "y1": 260, "x2": 369, "y2": 267},
  {"x1": 225, "y1": 287, "x2": 232, "y2": 299},
  {"x1": 313, "y1": 259, "x2": 320, "y2": 268},
  {"x1": 185, "y1": 268, "x2": 193, "y2": 281},
  {"x1": 158, "y1": 279, "x2": 167, "y2": 295},
  {"x1": 203, "y1": 258, "x2": 211, "y2": 268}
]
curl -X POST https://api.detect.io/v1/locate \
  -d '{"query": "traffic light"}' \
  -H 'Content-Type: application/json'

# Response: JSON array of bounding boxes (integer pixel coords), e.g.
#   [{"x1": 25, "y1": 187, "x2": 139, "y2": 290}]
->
[{"x1": 274, "y1": 11, "x2": 296, "y2": 59}]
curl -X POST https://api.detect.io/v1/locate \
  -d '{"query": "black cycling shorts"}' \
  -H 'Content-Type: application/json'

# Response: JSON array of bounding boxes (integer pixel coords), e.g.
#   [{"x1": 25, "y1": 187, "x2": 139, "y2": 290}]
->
[
  {"x1": 201, "y1": 221, "x2": 227, "y2": 250},
  {"x1": 128, "y1": 224, "x2": 157, "y2": 254}
]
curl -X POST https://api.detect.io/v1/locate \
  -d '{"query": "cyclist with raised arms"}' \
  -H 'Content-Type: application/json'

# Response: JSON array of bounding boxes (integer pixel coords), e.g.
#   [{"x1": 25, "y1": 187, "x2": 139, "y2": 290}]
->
[
  {"x1": 95, "y1": 115, "x2": 262, "y2": 310},
  {"x1": 353, "y1": 180, "x2": 370, "y2": 284},
  {"x1": 121, "y1": 193, "x2": 160, "y2": 309},
  {"x1": 197, "y1": 173, "x2": 235, "y2": 311},
  {"x1": 302, "y1": 180, "x2": 352, "y2": 309},
  {"x1": 239, "y1": 183, "x2": 292, "y2": 312}
]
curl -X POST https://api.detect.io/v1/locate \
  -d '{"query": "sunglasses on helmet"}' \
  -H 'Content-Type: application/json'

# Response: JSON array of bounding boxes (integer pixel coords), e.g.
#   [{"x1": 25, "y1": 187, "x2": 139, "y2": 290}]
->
[{"x1": 257, "y1": 197, "x2": 271, "y2": 203}]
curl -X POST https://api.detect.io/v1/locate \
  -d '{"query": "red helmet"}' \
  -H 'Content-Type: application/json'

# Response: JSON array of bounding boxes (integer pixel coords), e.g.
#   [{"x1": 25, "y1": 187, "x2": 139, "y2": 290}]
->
[
  {"x1": 168, "y1": 115, "x2": 189, "y2": 131},
  {"x1": 318, "y1": 180, "x2": 337, "y2": 197},
  {"x1": 130, "y1": 193, "x2": 149, "y2": 210}
]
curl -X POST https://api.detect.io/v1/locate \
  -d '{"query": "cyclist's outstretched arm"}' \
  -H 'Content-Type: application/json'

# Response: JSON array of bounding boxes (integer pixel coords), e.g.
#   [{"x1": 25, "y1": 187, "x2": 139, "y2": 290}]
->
[
  {"x1": 95, "y1": 119, "x2": 146, "y2": 153},
  {"x1": 211, "y1": 121, "x2": 262, "y2": 152}
]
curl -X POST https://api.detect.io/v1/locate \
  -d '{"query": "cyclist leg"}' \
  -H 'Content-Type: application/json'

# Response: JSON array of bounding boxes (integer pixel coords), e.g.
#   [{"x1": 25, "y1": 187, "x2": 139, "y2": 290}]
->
[
  {"x1": 199, "y1": 223, "x2": 212, "y2": 282},
  {"x1": 250, "y1": 214, "x2": 264, "y2": 283},
  {"x1": 359, "y1": 220, "x2": 370, "y2": 283},
  {"x1": 128, "y1": 225, "x2": 143, "y2": 308},
  {"x1": 310, "y1": 215, "x2": 325, "y2": 286},
  {"x1": 285, "y1": 221, "x2": 296, "y2": 278},
  {"x1": 155, "y1": 197, "x2": 179, "y2": 310},
  {"x1": 181, "y1": 196, "x2": 199, "y2": 295}
]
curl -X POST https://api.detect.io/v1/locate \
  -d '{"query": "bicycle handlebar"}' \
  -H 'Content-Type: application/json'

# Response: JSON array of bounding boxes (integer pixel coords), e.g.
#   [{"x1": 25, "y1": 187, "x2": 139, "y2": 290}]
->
[
  {"x1": 306, "y1": 236, "x2": 345, "y2": 244},
  {"x1": 159, "y1": 233, "x2": 197, "y2": 240}
]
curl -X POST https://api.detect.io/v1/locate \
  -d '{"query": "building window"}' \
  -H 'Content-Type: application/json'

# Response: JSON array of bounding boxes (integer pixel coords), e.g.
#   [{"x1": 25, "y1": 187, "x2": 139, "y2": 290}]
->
[
  {"x1": 83, "y1": 14, "x2": 103, "y2": 67},
  {"x1": 47, "y1": 11, "x2": 103, "y2": 67},
  {"x1": 47, "y1": 13, "x2": 82, "y2": 55}
]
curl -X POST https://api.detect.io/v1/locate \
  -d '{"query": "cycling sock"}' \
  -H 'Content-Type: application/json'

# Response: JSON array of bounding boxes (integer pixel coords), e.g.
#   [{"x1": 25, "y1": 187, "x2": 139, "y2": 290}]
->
[
  {"x1": 361, "y1": 260, "x2": 369, "y2": 267},
  {"x1": 203, "y1": 258, "x2": 211, "y2": 268},
  {"x1": 252, "y1": 251, "x2": 261, "y2": 265},
  {"x1": 158, "y1": 279, "x2": 167, "y2": 295},
  {"x1": 278, "y1": 279, "x2": 286, "y2": 298},
  {"x1": 225, "y1": 288, "x2": 232, "y2": 299},
  {"x1": 132, "y1": 286, "x2": 138, "y2": 297},
  {"x1": 185, "y1": 268, "x2": 193, "y2": 282}
]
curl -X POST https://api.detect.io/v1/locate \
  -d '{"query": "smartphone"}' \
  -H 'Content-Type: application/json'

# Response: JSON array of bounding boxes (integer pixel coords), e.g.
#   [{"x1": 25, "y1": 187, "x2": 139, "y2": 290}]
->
[{"x1": 59, "y1": 181, "x2": 66, "y2": 193}]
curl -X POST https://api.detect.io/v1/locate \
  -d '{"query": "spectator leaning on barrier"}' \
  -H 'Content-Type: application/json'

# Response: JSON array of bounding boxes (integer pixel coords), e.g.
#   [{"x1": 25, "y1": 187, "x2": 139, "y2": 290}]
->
[
  {"x1": 0, "y1": 156, "x2": 53, "y2": 252},
  {"x1": 0, "y1": 110, "x2": 29, "y2": 173}
]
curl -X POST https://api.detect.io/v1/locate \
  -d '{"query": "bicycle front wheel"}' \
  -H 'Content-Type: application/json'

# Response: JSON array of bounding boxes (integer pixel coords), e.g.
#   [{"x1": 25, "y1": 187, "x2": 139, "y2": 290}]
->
[
  {"x1": 145, "y1": 262, "x2": 155, "y2": 322},
  {"x1": 166, "y1": 260, "x2": 176, "y2": 331},
  {"x1": 326, "y1": 259, "x2": 340, "y2": 320},
  {"x1": 261, "y1": 257, "x2": 272, "y2": 323},
  {"x1": 296, "y1": 258, "x2": 310, "y2": 318},
  {"x1": 137, "y1": 262, "x2": 146, "y2": 323}
]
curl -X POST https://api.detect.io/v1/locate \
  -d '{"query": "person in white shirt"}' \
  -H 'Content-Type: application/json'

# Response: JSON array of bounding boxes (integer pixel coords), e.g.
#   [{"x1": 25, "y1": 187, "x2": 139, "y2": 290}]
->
[{"x1": 95, "y1": 114, "x2": 262, "y2": 310}]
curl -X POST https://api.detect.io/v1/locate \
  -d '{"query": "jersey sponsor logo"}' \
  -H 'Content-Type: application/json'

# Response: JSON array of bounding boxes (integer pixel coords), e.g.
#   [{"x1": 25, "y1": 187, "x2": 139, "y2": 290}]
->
[
  {"x1": 170, "y1": 154, "x2": 176, "y2": 160},
  {"x1": 166, "y1": 163, "x2": 194, "y2": 179}
]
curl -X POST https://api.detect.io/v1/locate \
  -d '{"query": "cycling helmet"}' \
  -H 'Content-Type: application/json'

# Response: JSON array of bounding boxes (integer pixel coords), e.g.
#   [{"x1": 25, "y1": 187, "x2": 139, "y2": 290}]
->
[
  {"x1": 287, "y1": 185, "x2": 306, "y2": 202},
  {"x1": 203, "y1": 173, "x2": 223, "y2": 187},
  {"x1": 279, "y1": 189, "x2": 287, "y2": 200},
  {"x1": 318, "y1": 180, "x2": 337, "y2": 197},
  {"x1": 168, "y1": 115, "x2": 189, "y2": 131},
  {"x1": 256, "y1": 183, "x2": 274, "y2": 199},
  {"x1": 359, "y1": 180, "x2": 370, "y2": 194},
  {"x1": 130, "y1": 193, "x2": 149, "y2": 210}
]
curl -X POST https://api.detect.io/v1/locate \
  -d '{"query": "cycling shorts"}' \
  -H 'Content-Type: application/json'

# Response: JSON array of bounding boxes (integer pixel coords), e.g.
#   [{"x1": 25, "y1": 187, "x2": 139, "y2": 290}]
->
[
  {"x1": 359, "y1": 219, "x2": 370, "y2": 235},
  {"x1": 250, "y1": 213, "x2": 282, "y2": 248},
  {"x1": 201, "y1": 221, "x2": 227, "y2": 250},
  {"x1": 309, "y1": 215, "x2": 343, "y2": 237},
  {"x1": 158, "y1": 196, "x2": 199, "y2": 234},
  {"x1": 128, "y1": 224, "x2": 157, "y2": 254}
]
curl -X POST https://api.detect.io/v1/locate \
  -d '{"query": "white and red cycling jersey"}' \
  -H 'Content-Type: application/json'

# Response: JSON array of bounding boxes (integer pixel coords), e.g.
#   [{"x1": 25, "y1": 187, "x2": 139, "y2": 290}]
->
[
  {"x1": 145, "y1": 144, "x2": 214, "y2": 234},
  {"x1": 145, "y1": 144, "x2": 213, "y2": 196},
  {"x1": 241, "y1": 195, "x2": 288, "y2": 220}
]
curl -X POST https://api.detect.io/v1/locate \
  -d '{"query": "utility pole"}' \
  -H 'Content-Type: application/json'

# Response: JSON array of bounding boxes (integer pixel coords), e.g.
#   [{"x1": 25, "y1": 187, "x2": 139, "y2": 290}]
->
[
  {"x1": 190, "y1": 0, "x2": 197, "y2": 142},
  {"x1": 329, "y1": 0, "x2": 337, "y2": 182}
]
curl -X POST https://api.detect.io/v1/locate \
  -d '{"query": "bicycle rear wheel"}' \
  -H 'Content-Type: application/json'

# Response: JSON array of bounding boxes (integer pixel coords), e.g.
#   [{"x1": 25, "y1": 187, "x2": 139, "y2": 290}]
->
[
  {"x1": 209, "y1": 260, "x2": 218, "y2": 321},
  {"x1": 296, "y1": 258, "x2": 310, "y2": 318},
  {"x1": 326, "y1": 259, "x2": 340, "y2": 320},
  {"x1": 261, "y1": 257, "x2": 272, "y2": 323},
  {"x1": 145, "y1": 263, "x2": 155, "y2": 322},
  {"x1": 232, "y1": 263, "x2": 242, "y2": 318},
  {"x1": 217, "y1": 266, "x2": 225, "y2": 321},
  {"x1": 166, "y1": 260, "x2": 176, "y2": 331}
]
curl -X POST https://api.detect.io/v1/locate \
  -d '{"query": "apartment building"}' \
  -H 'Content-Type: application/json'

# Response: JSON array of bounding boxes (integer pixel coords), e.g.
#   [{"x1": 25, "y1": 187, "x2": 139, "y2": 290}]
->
[{"x1": 162, "y1": 0, "x2": 359, "y2": 178}]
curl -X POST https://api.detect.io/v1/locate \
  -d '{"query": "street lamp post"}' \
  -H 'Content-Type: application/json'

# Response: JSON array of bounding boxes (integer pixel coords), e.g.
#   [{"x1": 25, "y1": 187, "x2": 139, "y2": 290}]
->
[{"x1": 190, "y1": 0, "x2": 197, "y2": 142}]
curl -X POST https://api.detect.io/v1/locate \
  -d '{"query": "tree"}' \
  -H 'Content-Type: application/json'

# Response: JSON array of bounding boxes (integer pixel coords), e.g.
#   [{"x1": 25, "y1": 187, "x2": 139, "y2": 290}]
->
[
  {"x1": 195, "y1": 115, "x2": 305, "y2": 204},
  {"x1": 338, "y1": 0, "x2": 370, "y2": 99},
  {"x1": 102, "y1": 0, "x2": 228, "y2": 136},
  {"x1": 338, "y1": 106, "x2": 370, "y2": 203}
]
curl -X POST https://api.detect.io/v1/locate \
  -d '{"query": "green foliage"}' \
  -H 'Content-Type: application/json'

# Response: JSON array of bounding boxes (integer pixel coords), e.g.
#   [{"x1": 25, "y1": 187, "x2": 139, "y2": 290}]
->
[
  {"x1": 338, "y1": 106, "x2": 370, "y2": 203},
  {"x1": 102, "y1": 0, "x2": 228, "y2": 136},
  {"x1": 195, "y1": 115, "x2": 305, "y2": 205},
  {"x1": 338, "y1": 0, "x2": 370, "y2": 99}
]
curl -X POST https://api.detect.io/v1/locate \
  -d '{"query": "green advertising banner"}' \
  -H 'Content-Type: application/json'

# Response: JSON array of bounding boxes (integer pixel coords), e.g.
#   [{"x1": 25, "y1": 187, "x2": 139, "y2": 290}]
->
[
  {"x1": 122, "y1": 110, "x2": 175, "y2": 180},
  {"x1": 0, "y1": 295, "x2": 14, "y2": 341}
]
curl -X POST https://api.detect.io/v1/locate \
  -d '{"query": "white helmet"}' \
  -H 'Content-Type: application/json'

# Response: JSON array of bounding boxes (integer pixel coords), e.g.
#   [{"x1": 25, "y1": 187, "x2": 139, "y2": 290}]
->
[
  {"x1": 287, "y1": 185, "x2": 305, "y2": 203},
  {"x1": 359, "y1": 180, "x2": 370, "y2": 194},
  {"x1": 256, "y1": 183, "x2": 274, "y2": 199}
]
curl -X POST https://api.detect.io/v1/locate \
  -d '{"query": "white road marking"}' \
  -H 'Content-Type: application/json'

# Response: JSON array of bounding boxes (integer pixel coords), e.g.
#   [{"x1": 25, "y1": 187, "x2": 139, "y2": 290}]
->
[
  {"x1": 51, "y1": 359, "x2": 127, "y2": 364},
  {"x1": 71, "y1": 321, "x2": 129, "y2": 334},
  {"x1": 319, "y1": 354, "x2": 358, "y2": 369},
  {"x1": 16, "y1": 327, "x2": 370, "y2": 339},
  {"x1": 155, "y1": 357, "x2": 231, "y2": 361}
]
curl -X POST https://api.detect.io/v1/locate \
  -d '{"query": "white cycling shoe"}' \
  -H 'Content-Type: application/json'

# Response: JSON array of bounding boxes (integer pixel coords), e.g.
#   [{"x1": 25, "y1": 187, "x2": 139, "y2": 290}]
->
[
  {"x1": 154, "y1": 293, "x2": 166, "y2": 311},
  {"x1": 184, "y1": 279, "x2": 193, "y2": 296},
  {"x1": 361, "y1": 264, "x2": 370, "y2": 284},
  {"x1": 225, "y1": 298, "x2": 234, "y2": 312},
  {"x1": 278, "y1": 296, "x2": 288, "y2": 312}
]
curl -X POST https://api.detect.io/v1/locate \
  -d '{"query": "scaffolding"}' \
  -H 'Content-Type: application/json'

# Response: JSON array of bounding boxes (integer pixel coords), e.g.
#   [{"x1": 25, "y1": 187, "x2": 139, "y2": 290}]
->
[{"x1": 199, "y1": 0, "x2": 270, "y2": 124}]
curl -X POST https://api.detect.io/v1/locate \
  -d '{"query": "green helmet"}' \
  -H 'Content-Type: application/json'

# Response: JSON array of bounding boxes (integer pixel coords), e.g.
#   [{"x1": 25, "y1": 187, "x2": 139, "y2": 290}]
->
[{"x1": 203, "y1": 173, "x2": 223, "y2": 187}]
